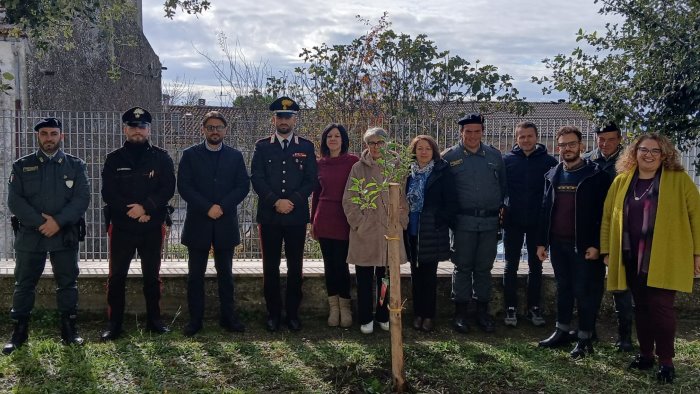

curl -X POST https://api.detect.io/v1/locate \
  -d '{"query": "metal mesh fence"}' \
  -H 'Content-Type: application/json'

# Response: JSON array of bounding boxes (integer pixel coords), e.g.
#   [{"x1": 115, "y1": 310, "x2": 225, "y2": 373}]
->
[{"x1": 0, "y1": 109, "x2": 697, "y2": 262}]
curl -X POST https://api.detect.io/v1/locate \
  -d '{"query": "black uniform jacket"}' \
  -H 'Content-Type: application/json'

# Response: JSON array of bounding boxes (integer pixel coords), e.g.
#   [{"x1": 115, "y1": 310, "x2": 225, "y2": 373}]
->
[
  {"x1": 250, "y1": 134, "x2": 318, "y2": 225},
  {"x1": 101, "y1": 141, "x2": 176, "y2": 233},
  {"x1": 8, "y1": 150, "x2": 90, "y2": 252},
  {"x1": 177, "y1": 142, "x2": 250, "y2": 249}
]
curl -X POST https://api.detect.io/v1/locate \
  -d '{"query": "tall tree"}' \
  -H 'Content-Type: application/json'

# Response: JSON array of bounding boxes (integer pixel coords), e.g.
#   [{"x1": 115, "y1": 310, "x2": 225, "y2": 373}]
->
[
  {"x1": 534, "y1": 0, "x2": 699, "y2": 154},
  {"x1": 268, "y1": 14, "x2": 528, "y2": 133}
]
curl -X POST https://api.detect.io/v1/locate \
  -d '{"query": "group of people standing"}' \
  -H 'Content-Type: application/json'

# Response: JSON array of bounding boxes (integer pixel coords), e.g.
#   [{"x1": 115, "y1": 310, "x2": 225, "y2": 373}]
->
[{"x1": 3, "y1": 98, "x2": 699, "y2": 385}]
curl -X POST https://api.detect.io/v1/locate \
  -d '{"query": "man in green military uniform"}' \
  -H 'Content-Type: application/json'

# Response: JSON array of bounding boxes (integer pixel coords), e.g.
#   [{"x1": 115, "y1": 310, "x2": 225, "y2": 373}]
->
[
  {"x1": 442, "y1": 114, "x2": 507, "y2": 334},
  {"x1": 3, "y1": 117, "x2": 90, "y2": 355}
]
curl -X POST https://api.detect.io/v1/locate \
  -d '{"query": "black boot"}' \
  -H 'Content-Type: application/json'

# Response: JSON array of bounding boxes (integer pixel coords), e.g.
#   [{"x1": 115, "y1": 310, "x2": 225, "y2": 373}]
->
[
  {"x1": 657, "y1": 365, "x2": 675, "y2": 384},
  {"x1": 539, "y1": 328, "x2": 575, "y2": 348},
  {"x1": 2, "y1": 318, "x2": 29, "y2": 355},
  {"x1": 570, "y1": 338, "x2": 594, "y2": 359},
  {"x1": 615, "y1": 318, "x2": 634, "y2": 352},
  {"x1": 60, "y1": 314, "x2": 84, "y2": 346},
  {"x1": 452, "y1": 302, "x2": 470, "y2": 334},
  {"x1": 475, "y1": 302, "x2": 495, "y2": 333}
]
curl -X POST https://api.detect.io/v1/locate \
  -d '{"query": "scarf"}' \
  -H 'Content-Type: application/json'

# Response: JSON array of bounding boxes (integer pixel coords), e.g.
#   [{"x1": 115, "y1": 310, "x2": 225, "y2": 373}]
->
[
  {"x1": 407, "y1": 160, "x2": 434, "y2": 213},
  {"x1": 622, "y1": 169, "x2": 660, "y2": 276}
]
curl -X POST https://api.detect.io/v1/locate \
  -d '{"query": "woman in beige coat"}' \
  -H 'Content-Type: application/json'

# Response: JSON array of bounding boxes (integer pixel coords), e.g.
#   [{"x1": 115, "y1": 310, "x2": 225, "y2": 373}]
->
[{"x1": 342, "y1": 127, "x2": 408, "y2": 334}]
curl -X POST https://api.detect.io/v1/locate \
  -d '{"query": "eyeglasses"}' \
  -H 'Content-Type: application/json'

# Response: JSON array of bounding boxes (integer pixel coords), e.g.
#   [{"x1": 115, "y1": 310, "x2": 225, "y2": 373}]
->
[
  {"x1": 637, "y1": 147, "x2": 662, "y2": 156},
  {"x1": 367, "y1": 140, "x2": 386, "y2": 147},
  {"x1": 204, "y1": 125, "x2": 226, "y2": 132},
  {"x1": 557, "y1": 141, "x2": 579, "y2": 149}
]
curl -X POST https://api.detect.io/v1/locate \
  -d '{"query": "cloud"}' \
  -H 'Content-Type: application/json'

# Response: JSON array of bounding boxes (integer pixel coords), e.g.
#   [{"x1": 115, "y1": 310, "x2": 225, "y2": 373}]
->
[{"x1": 143, "y1": 0, "x2": 611, "y2": 103}]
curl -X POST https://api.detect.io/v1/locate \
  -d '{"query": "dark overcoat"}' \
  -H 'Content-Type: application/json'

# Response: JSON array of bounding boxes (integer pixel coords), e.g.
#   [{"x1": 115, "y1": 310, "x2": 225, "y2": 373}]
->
[{"x1": 177, "y1": 142, "x2": 250, "y2": 249}]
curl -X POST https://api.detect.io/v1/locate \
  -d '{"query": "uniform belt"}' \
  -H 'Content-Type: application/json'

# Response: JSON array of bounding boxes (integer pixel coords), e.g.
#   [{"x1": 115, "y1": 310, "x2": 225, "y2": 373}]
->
[{"x1": 461, "y1": 209, "x2": 499, "y2": 217}]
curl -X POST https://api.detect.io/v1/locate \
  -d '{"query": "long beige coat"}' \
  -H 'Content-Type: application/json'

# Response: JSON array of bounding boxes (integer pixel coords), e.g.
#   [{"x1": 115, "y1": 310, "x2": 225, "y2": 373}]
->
[{"x1": 342, "y1": 150, "x2": 408, "y2": 267}]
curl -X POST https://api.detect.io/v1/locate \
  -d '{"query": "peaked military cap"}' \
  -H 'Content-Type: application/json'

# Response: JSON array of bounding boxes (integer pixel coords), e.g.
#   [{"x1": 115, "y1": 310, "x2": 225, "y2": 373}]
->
[
  {"x1": 457, "y1": 113, "x2": 484, "y2": 126},
  {"x1": 33, "y1": 117, "x2": 62, "y2": 131},
  {"x1": 122, "y1": 106, "x2": 152, "y2": 126},
  {"x1": 269, "y1": 96, "x2": 300, "y2": 115},
  {"x1": 593, "y1": 122, "x2": 619, "y2": 134}
]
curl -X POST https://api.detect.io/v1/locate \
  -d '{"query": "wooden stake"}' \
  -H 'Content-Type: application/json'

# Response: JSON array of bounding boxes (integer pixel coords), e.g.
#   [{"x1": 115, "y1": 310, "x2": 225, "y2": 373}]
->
[{"x1": 387, "y1": 183, "x2": 407, "y2": 392}]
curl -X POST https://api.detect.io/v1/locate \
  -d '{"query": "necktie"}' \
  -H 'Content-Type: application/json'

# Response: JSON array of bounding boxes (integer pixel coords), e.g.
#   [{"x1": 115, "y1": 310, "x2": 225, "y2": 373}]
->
[{"x1": 283, "y1": 139, "x2": 288, "y2": 151}]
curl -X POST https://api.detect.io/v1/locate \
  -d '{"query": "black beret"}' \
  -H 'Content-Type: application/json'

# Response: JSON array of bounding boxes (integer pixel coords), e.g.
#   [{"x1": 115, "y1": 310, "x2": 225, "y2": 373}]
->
[
  {"x1": 121, "y1": 106, "x2": 152, "y2": 126},
  {"x1": 33, "y1": 117, "x2": 62, "y2": 131},
  {"x1": 594, "y1": 122, "x2": 619, "y2": 134},
  {"x1": 457, "y1": 113, "x2": 484, "y2": 126},
  {"x1": 269, "y1": 96, "x2": 300, "y2": 114}
]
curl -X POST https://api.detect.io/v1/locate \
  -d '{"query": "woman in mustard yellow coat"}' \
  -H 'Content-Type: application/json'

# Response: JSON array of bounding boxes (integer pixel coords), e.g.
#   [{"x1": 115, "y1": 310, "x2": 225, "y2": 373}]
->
[{"x1": 600, "y1": 133, "x2": 700, "y2": 384}]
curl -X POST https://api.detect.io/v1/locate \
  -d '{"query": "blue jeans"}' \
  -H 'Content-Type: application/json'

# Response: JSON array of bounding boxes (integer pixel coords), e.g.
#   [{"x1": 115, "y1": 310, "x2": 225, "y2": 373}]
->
[{"x1": 549, "y1": 241, "x2": 605, "y2": 333}]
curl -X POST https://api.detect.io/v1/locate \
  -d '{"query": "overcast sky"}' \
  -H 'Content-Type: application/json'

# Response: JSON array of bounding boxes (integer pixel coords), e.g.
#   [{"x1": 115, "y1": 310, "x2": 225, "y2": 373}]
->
[{"x1": 141, "y1": 0, "x2": 611, "y2": 106}]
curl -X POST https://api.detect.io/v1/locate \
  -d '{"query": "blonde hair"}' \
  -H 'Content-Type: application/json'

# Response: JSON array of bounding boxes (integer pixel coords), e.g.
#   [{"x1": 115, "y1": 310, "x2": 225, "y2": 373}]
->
[{"x1": 615, "y1": 132, "x2": 685, "y2": 174}]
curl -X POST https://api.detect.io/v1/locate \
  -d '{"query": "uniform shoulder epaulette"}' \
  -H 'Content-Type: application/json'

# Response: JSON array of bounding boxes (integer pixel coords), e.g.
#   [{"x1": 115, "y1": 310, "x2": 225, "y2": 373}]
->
[
  {"x1": 486, "y1": 143, "x2": 502, "y2": 153},
  {"x1": 150, "y1": 144, "x2": 168, "y2": 154},
  {"x1": 255, "y1": 136, "x2": 271, "y2": 144},
  {"x1": 15, "y1": 153, "x2": 37, "y2": 164}
]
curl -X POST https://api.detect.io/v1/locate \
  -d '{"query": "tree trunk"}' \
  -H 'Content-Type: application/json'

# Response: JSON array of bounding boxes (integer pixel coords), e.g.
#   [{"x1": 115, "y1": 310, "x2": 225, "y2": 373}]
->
[{"x1": 387, "y1": 183, "x2": 407, "y2": 392}]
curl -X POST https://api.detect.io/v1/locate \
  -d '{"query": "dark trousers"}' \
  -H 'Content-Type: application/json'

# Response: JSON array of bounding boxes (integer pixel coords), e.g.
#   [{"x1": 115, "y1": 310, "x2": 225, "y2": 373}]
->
[
  {"x1": 407, "y1": 234, "x2": 438, "y2": 318},
  {"x1": 259, "y1": 224, "x2": 305, "y2": 319},
  {"x1": 613, "y1": 290, "x2": 634, "y2": 321},
  {"x1": 186, "y1": 247, "x2": 236, "y2": 325},
  {"x1": 318, "y1": 238, "x2": 351, "y2": 298},
  {"x1": 451, "y1": 229, "x2": 498, "y2": 303},
  {"x1": 410, "y1": 260, "x2": 438, "y2": 318},
  {"x1": 106, "y1": 225, "x2": 165, "y2": 326},
  {"x1": 630, "y1": 277, "x2": 677, "y2": 366},
  {"x1": 549, "y1": 241, "x2": 605, "y2": 334},
  {"x1": 502, "y1": 224, "x2": 542, "y2": 309},
  {"x1": 355, "y1": 266, "x2": 389, "y2": 325},
  {"x1": 11, "y1": 248, "x2": 79, "y2": 320}
]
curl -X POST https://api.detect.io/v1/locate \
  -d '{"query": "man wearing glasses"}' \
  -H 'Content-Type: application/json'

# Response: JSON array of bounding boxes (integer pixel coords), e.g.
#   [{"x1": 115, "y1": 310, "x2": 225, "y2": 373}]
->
[
  {"x1": 442, "y1": 113, "x2": 507, "y2": 334},
  {"x1": 100, "y1": 107, "x2": 176, "y2": 341},
  {"x1": 536, "y1": 125, "x2": 611, "y2": 359},
  {"x1": 251, "y1": 97, "x2": 317, "y2": 332},
  {"x1": 178, "y1": 111, "x2": 250, "y2": 336}
]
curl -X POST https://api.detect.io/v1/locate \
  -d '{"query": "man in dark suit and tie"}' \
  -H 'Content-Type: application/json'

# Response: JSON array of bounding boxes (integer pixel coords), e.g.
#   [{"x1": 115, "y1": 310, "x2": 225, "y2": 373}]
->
[
  {"x1": 251, "y1": 97, "x2": 317, "y2": 332},
  {"x1": 177, "y1": 111, "x2": 250, "y2": 336}
]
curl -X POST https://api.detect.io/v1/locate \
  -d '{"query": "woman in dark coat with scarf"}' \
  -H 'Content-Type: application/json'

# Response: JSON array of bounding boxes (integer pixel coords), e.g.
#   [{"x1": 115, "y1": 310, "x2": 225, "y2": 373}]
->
[{"x1": 404, "y1": 135, "x2": 458, "y2": 332}]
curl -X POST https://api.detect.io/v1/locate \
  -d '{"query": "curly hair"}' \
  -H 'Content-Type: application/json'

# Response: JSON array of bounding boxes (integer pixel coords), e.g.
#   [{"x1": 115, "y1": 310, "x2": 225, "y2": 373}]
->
[{"x1": 615, "y1": 133, "x2": 685, "y2": 174}]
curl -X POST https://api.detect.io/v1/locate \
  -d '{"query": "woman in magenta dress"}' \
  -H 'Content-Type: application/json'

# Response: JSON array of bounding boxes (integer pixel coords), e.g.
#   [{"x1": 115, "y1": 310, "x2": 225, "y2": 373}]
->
[{"x1": 311, "y1": 123, "x2": 359, "y2": 328}]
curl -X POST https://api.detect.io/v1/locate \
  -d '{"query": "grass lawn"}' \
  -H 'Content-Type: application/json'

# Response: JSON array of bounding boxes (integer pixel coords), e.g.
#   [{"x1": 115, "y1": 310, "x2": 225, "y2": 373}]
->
[{"x1": 0, "y1": 310, "x2": 698, "y2": 393}]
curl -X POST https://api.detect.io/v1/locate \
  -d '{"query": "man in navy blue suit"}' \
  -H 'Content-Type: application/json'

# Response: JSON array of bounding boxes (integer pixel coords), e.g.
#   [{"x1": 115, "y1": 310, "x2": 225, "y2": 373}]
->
[{"x1": 177, "y1": 111, "x2": 250, "y2": 336}]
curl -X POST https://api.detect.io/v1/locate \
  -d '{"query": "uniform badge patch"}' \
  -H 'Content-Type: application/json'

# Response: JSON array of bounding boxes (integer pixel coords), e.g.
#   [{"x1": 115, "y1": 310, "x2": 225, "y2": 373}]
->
[
  {"x1": 449, "y1": 159, "x2": 463, "y2": 167},
  {"x1": 292, "y1": 153, "x2": 307, "y2": 158},
  {"x1": 66, "y1": 180, "x2": 74, "y2": 188},
  {"x1": 23, "y1": 166, "x2": 38, "y2": 172}
]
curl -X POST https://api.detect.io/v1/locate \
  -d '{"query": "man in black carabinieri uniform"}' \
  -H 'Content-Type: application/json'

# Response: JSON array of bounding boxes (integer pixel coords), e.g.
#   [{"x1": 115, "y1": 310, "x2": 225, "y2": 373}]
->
[
  {"x1": 251, "y1": 97, "x2": 317, "y2": 332},
  {"x1": 178, "y1": 111, "x2": 250, "y2": 337},
  {"x1": 4, "y1": 117, "x2": 90, "y2": 354},
  {"x1": 100, "y1": 107, "x2": 176, "y2": 341}
]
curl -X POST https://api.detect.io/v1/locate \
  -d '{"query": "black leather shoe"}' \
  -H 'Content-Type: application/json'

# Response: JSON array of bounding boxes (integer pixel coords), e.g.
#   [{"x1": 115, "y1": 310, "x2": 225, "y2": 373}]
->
[
  {"x1": 629, "y1": 354, "x2": 655, "y2": 370},
  {"x1": 3, "y1": 319, "x2": 29, "y2": 355},
  {"x1": 266, "y1": 316, "x2": 280, "y2": 332},
  {"x1": 60, "y1": 315, "x2": 84, "y2": 346},
  {"x1": 100, "y1": 327, "x2": 122, "y2": 342},
  {"x1": 538, "y1": 329, "x2": 574, "y2": 348},
  {"x1": 182, "y1": 322, "x2": 202, "y2": 337},
  {"x1": 570, "y1": 338, "x2": 593, "y2": 359},
  {"x1": 146, "y1": 321, "x2": 170, "y2": 334},
  {"x1": 657, "y1": 365, "x2": 675, "y2": 384},
  {"x1": 475, "y1": 302, "x2": 495, "y2": 333},
  {"x1": 413, "y1": 316, "x2": 423, "y2": 331},
  {"x1": 287, "y1": 318, "x2": 302, "y2": 332},
  {"x1": 452, "y1": 303, "x2": 469, "y2": 334},
  {"x1": 220, "y1": 318, "x2": 246, "y2": 333}
]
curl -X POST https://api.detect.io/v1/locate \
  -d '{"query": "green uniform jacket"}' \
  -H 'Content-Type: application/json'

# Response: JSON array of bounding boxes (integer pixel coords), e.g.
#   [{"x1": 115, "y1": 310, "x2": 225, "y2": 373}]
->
[
  {"x1": 8, "y1": 150, "x2": 90, "y2": 252},
  {"x1": 600, "y1": 168, "x2": 700, "y2": 293}
]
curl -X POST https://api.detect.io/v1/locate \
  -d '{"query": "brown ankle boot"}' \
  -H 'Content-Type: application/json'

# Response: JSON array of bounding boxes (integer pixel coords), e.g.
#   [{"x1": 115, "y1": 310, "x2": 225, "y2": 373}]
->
[
  {"x1": 338, "y1": 297, "x2": 353, "y2": 328},
  {"x1": 327, "y1": 296, "x2": 340, "y2": 327}
]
